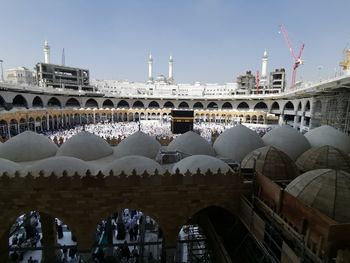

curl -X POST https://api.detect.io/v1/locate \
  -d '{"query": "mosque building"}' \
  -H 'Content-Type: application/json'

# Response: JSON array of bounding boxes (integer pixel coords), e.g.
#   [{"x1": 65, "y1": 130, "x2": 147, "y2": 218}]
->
[{"x1": 0, "y1": 40, "x2": 350, "y2": 262}]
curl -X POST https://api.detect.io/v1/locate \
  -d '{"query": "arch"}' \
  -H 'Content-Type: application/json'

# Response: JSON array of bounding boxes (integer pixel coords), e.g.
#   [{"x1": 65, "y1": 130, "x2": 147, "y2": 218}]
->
[
  {"x1": 193, "y1": 102, "x2": 204, "y2": 109},
  {"x1": 222, "y1": 102, "x2": 233, "y2": 109},
  {"x1": 32, "y1": 96, "x2": 44, "y2": 108},
  {"x1": 254, "y1": 102, "x2": 268, "y2": 111},
  {"x1": 85, "y1": 98, "x2": 98, "y2": 108},
  {"x1": 117, "y1": 100, "x2": 129, "y2": 108},
  {"x1": 133, "y1": 100, "x2": 144, "y2": 108},
  {"x1": 94, "y1": 208, "x2": 164, "y2": 260},
  {"x1": 207, "y1": 102, "x2": 218, "y2": 109},
  {"x1": 271, "y1": 101, "x2": 280, "y2": 110},
  {"x1": 314, "y1": 100, "x2": 322, "y2": 112},
  {"x1": 148, "y1": 101, "x2": 160, "y2": 108},
  {"x1": 12, "y1": 95, "x2": 28, "y2": 108},
  {"x1": 284, "y1": 101, "x2": 294, "y2": 111},
  {"x1": 163, "y1": 101, "x2": 175, "y2": 108},
  {"x1": 66, "y1": 98, "x2": 81, "y2": 108},
  {"x1": 47, "y1": 97, "x2": 61, "y2": 108},
  {"x1": 178, "y1": 101, "x2": 189, "y2": 109},
  {"x1": 305, "y1": 100, "x2": 311, "y2": 111},
  {"x1": 102, "y1": 99, "x2": 114, "y2": 108},
  {"x1": 237, "y1": 102, "x2": 249, "y2": 110}
]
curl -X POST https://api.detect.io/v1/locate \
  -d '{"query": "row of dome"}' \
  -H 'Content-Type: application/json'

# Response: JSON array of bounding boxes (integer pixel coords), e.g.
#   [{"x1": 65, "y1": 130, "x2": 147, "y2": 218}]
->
[
  {"x1": 0, "y1": 125, "x2": 349, "y2": 223},
  {"x1": 0, "y1": 124, "x2": 349, "y2": 164}
]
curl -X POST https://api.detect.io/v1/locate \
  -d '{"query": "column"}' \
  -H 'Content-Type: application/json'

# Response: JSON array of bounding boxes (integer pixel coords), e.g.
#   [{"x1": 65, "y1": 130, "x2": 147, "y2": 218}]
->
[
  {"x1": 300, "y1": 116, "x2": 305, "y2": 131},
  {"x1": 40, "y1": 214, "x2": 56, "y2": 263},
  {"x1": 111, "y1": 110, "x2": 114, "y2": 122},
  {"x1": 0, "y1": 229, "x2": 9, "y2": 262},
  {"x1": 79, "y1": 114, "x2": 82, "y2": 124},
  {"x1": 293, "y1": 116, "x2": 298, "y2": 129},
  {"x1": 93, "y1": 111, "x2": 96, "y2": 124},
  {"x1": 165, "y1": 246, "x2": 176, "y2": 263},
  {"x1": 16, "y1": 124, "x2": 19, "y2": 134},
  {"x1": 7, "y1": 124, "x2": 11, "y2": 139},
  {"x1": 46, "y1": 114, "x2": 50, "y2": 130}
]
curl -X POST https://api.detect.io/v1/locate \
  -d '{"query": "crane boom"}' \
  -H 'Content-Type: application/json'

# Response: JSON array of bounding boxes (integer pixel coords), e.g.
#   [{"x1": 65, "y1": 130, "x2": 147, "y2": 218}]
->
[{"x1": 279, "y1": 24, "x2": 305, "y2": 88}]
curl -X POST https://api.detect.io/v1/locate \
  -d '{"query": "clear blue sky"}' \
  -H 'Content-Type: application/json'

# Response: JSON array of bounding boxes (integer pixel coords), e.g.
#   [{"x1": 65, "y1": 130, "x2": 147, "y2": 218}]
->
[{"x1": 1, "y1": 0, "x2": 349, "y2": 84}]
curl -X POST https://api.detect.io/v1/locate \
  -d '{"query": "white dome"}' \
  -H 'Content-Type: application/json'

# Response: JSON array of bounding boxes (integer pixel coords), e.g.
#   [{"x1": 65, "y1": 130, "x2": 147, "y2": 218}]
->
[
  {"x1": 0, "y1": 158, "x2": 22, "y2": 177},
  {"x1": 305, "y1": 125, "x2": 350, "y2": 153},
  {"x1": 103, "y1": 155, "x2": 165, "y2": 175},
  {"x1": 213, "y1": 125, "x2": 264, "y2": 162},
  {"x1": 56, "y1": 131, "x2": 113, "y2": 161},
  {"x1": 24, "y1": 156, "x2": 93, "y2": 177},
  {"x1": 0, "y1": 131, "x2": 58, "y2": 162},
  {"x1": 167, "y1": 131, "x2": 215, "y2": 156},
  {"x1": 286, "y1": 169, "x2": 350, "y2": 222},
  {"x1": 114, "y1": 131, "x2": 161, "y2": 159},
  {"x1": 262, "y1": 125, "x2": 310, "y2": 160},
  {"x1": 172, "y1": 155, "x2": 232, "y2": 174}
]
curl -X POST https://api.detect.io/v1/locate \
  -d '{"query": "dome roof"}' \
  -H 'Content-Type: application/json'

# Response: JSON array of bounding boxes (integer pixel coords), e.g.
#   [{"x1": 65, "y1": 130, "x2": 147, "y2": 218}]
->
[
  {"x1": 0, "y1": 158, "x2": 22, "y2": 177},
  {"x1": 56, "y1": 131, "x2": 113, "y2": 161},
  {"x1": 305, "y1": 125, "x2": 350, "y2": 153},
  {"x1": 114, "y1": 131, "x2": 161, "y2": 159},
  {"x1": 24, "y1": 156, "x2": 92, "y2": 177},
  {"x1": 103, "y1": 155, "x2": 165, "y2": 175},
  {"x1": 213, "y1": 125, "x2": 264, "y2": 162},
  {"x1": 262, "y1": 125, "x2": 310, "y2": 160},
  {"x1": 0, "y1": 131, "x2": 58, "y2": 162},
  {"x1": 285, "y1": 169, "x2": 350, "y2": 222},
  {"x1": 172, "y1": 155, "x2": 232, "y2": 174},
  {"x1": 241, "y1": 146, "x2": 299, "y2": 181},
  {"x1": 296, "y1": 145, "x2": 350, "y2": 173},
  {"x1": 167, "y1": 131, "x2": 215, "y2": 156}
]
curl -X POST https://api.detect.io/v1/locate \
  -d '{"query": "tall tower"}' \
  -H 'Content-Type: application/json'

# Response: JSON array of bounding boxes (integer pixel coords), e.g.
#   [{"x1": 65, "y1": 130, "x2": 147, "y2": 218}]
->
[
  {"x1": 261, "y1": 49, "x2": 268, "y2": 86},
  {"x1": 168, "y1": 55, "x2": 174, "y2": 83},
  {"x1": 44, "y1": 40, "x2": 50, "y2": 64},
  {"x1": 148, "y1": 53, "x2": 153, "y2": 82}
]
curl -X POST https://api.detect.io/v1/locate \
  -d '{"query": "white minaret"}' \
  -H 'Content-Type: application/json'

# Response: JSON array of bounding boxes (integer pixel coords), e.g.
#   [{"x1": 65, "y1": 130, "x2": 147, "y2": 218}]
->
[
  {"x1": 261, "y1": 49, "x2": 268, "y2": 86},
  {"x1": 168, "y1": 55, "x2": 174, "y2": 83},
  {"x1": 44, "y1": 40, "x2": 51, "y2": 64},
  {"x1": 148, "y1": 53, "x2": 153, "y2": 82}
]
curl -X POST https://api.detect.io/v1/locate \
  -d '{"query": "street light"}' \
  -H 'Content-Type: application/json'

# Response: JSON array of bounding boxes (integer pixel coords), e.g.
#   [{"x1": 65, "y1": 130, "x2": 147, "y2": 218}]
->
[{"x1": 0, "y1": 59, "x2": 3, "y2": 82}]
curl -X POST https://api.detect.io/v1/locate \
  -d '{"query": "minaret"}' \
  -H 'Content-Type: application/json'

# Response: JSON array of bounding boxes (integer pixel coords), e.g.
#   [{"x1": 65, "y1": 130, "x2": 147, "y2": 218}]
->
[
  {"x1": 168, "y1": 55, "x2": 174, "y2": 83},
  {"x1": 261, "y1": 49, "x2": 268, "y2": 86},
  {"x1": 148, "y1": 53, "x2": 153, "y2": 82},
  {"x1": 44, "y1": 40, "x2": 50, "y2": 64}
]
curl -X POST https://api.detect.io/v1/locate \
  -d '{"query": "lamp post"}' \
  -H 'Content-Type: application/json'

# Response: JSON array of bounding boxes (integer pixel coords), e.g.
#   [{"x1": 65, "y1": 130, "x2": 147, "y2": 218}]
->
[{"x1": 0, "y1": 59, "x2": 4, "y2": 82}]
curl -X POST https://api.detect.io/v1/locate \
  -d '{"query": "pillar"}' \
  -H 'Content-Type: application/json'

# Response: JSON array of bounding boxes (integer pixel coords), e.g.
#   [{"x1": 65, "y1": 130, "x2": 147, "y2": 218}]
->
[
  {"x1": 40, "y1": 213, "x2": 56, "y2": 263},
  {"x1": 0, "y1": 229, "x2": 9, "y2": 262},
  {"x1": 293, "y1": 115, "x2": 298, "y2": 129},
  {"x1": 46, "y1": 114, "x2": 50, "y2": 130},
  {"x1": 7, "y1": 124, "x2": 11, "y2": 138},
  {"x1": 93, "y1": 111, "x2": 96, "y2": 124},
  {"x1": 300, "y1": 115, "x2": 305, "y2": 131},
  {"x1": 165, "y1": 246, "x2": 176, "y2": 263},
  {"x1": 79, "y1": 114, "x2": 82, "y2": 124}
]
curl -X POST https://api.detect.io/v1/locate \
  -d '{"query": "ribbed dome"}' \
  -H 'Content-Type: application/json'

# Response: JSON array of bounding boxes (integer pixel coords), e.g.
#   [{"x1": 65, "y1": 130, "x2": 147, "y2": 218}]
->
[
  {"x1": 0, "y1": 158, "x2": 22, "y2": 177},
  {"x1": 24, "y1": 156, "x2": 93, "y2": 177},
  {"x1": 305, "y1": 125, "x2": 350, "y2": 153},
  {"x1": 114, "y1": 131, "x2": 161, "y2": 159},
  {"x1": 103, "y1": 155, "x2": 165, "y2": 175},
  {"x1": 172, "y1": 155, "x2": 232, "y2": 174},
  {"x1": 56, "y1": 131, "x2": 113, "y2": 161},
  {"x1": 241, "y1": 146, "x2": 299, "y2": 181},
  {"x1": 262, "y1": 125, "x2": 310, "y2": 160},
  {"x1": 285, "y1": 169, "x2": 350, "y2": 222},
  {"x1": 213, "y1": 125, "x2": 264, "y2": 162},
  {"x1": 296, "y1": 146, "x2": 350, "y2": 172},
  {"x1": 0, "y1": 131, "x2": 58, "y2": 162},
  {"x1": 167, "y1": 131, "x2": 215, "y2": 156}
]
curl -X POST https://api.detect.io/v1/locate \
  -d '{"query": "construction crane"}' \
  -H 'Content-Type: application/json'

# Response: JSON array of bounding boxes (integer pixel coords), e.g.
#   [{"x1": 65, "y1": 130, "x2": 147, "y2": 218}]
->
[{"x1": 279, "y1": 24, "x2": 305, "y2": 87}]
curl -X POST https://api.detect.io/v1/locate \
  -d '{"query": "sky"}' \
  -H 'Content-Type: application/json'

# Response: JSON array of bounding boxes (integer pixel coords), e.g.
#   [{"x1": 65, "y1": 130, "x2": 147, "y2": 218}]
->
[{"x1": 1, "y1": 0, "x2": 350, "y2": 84}]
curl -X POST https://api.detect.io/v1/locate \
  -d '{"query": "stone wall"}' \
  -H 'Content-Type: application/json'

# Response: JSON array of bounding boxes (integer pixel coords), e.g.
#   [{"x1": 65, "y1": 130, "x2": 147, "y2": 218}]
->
[{"x1": 0, "y1": 170, "x2": 245, "y2": 257}]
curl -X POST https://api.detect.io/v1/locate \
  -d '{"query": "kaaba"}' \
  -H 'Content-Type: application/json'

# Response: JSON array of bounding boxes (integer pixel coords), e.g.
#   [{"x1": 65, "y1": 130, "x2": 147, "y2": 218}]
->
[{"x1": 171, "y1": 110, "x2": 194, "y2": 134}]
